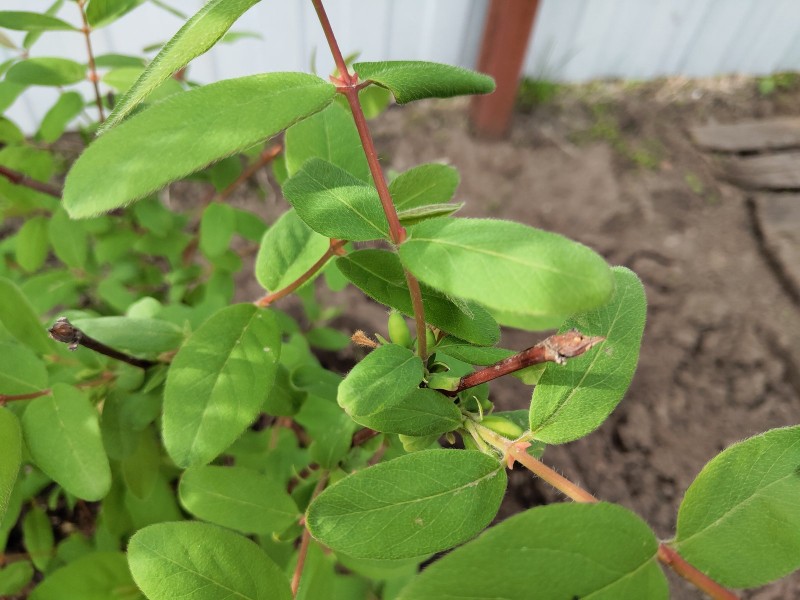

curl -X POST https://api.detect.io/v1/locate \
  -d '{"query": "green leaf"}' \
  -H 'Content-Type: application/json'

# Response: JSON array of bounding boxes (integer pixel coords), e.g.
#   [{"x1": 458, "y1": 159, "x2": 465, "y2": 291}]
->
[
  {"x1": 0, "y1": 11, "x2": 77, "y2": 32},
  {"x1": 101, "y1": 0, "x2": 262, "y2": 130},
  {"x1": 0, "y1": 560, "x2": 33, "y2": 596},
  {"x1": 48, "y1": 207, "x2": 89, "y2": 269},
  {"x1": 178, "y1": 465, "x2": 299, "y2": 535},
  {"x1": 295, "y1": 395, "x2": 356, "y2": 469},
  {"x1": 336, "y1": 249, "x2": 499, "y2": 346},
  {"x1": 6, "y1": 58, "x2": 86, "y2": 86},
  {"x1": 283, "y1": 158, "x2": 388, "y2": 241},
  {"x1": 29, "y1": 552, "x2": 140, "y2": 600},
  {"x1": 101, "y1": 390, "x2": 161, "y2": 460},
  {"x1": 389, "y1": 163, "x2": 459, "y2": 210},
  {"x1": 199, "y1": 202, "x2": 236, "y2": 258},
  {"x1": 65, "y1": 73, "x2": 335, "y2": 218},
  {"x1": 530, "y1": 267, "x2": 646, "y2": 443},
  {"x1": 307, "y1": 449, "x2": 506, "y2": 559},
  {"x1": 36, "y1": 91, "x2": 84, "y2": 143},
  {"x1": 23, "y1": 505, "x2": 53, "y2": 571},
  {"x1": 86, "y1": 0, "x2": 142, "y2": 28},
  {"x1": 21, "y1": 384, "x2": 111, "y2": 501},
  {"x1": 338, "y1": 343, "x2": 462, "y2": 436},
  {"x1": 72, "y1": 316, "x2": 183, "y2": 357},
  {"x1": 285, "y1": 102, "x2": 370, "y2": 182},
  {"x1": 0, "y1": 277, "x2": 52, "y2": 354},
  {"x1": 399, "y1": 218, "x2": 614, "y2": 330},
  {"x1": 121, "y1": 426, "x2": 160, "y2": 500},
  {"x1": 255, "y1": 209, "x2": 329, "y2": 292},
  {"x1": 673, "y1": 425, "x2": 800, "y2": 588},
  {"x1": 128, "y1": 521, "x2": 292, "y2": 600},
  {"x1": 0, "y1": 81, "x2": 24, "y2": 113},
  {"x1": 397, "y1": 202, "x2": 463, "y2": 227},
  {"x1": 102, "y1": 67, "x2": 183, "y2": 102},
  {"x1": 353, "y1": 61, "x2": 495, "y2": 104},
  {"x1": 0, "y1": 342, "x2": 47, "y2": 395},
  {"x1": 15, "y1": 215, "x2": 49, "y2": 272},
  {"x1": 0, "y1": 408, "x2": 21, "y2": 522},
  {"x1": 163, "y1": 304, "x2": 281, "y2": 467},
  {"x1": 94, "y1": 53, "x2": 146, "y2": 68},
  {"x1": 397, "y1": 503, "x2": 667, "y2": 599}
]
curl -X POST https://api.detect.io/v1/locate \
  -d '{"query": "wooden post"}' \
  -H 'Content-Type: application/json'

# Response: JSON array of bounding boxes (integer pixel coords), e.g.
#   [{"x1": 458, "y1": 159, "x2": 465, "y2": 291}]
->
[{"x1": 470, "y1": 0, "x2": 541, "y2": 138}]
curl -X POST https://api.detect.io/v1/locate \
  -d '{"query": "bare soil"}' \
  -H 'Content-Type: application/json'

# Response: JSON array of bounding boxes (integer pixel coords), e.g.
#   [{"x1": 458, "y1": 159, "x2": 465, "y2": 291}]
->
[{"x1": 291, "y1": 77, "x2": 800, "y2": 599}]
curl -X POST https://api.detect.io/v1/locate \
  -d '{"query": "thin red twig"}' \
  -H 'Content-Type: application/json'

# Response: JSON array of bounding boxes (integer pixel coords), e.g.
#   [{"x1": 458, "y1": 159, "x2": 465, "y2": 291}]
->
[
  {"x1": 446, "y1": 329, "x2": 604, "y2": 396},
  {"x1": 255, "y1": 238, "x2": 347, "y2": 307},
  {"x1": 76, "y1": 0, "x2": 105, "y2": 122},
  {"x1": 291, "y1": 473, "x2": 328, "y2": 596},
  {"x1": 478, "y1": 427, "x2": 739, "y2": 600},
  {"x1": 0, "y1": 165, "x2": 61, "y2": 198}
]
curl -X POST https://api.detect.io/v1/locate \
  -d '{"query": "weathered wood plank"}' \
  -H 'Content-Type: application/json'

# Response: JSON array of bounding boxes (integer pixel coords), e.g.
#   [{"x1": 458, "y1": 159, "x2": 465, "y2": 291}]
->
[
  {"x1": 691, "y1": 118, "x2": 800, "y2": 152},
  {"x1": 751, "y1": 194, "x2": 800, "y2": 302},
  {"x1": 720, "y1": 152, "x2": 800, "y2": 189}
]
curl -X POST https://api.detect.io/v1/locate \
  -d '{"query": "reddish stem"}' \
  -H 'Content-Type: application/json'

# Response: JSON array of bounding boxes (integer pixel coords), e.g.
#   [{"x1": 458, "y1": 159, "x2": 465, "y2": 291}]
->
[
  {"x1": 0, "y1": 165, "x2": 61, "y2": 198},
  {"x1": 485, "y1": 430, "x2": 739, "y2": 600},
  {"x1": 446, "y1": 329, "x2": 604, "y2": 396},
  {"x1": 76, "y1": 0, "x2": 105, "y2": 122},
  {"x1": 658, "y1": 544, "x2": 739, "y2": 600},
  {"x1": 310, "y1": 0, "x2": 429, "y2": 359},
  {"x1": 255, "y1": 238, "x2": 347, "y2": 307},
  {"x1": 207, "y1": 143, "x2": 282, "y2": 205},
  {"x1": 0, "y1": 389, "x2": 51, "y2": 405},
  {"x1": 291, "y1": 473, "x2": 328, "y2": 596}
]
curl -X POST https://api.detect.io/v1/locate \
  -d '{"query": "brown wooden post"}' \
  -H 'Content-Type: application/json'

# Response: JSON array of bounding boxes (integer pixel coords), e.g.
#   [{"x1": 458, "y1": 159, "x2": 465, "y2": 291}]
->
[{"x1": 470, "y1": 0, "x2": 541, "y2": 138}]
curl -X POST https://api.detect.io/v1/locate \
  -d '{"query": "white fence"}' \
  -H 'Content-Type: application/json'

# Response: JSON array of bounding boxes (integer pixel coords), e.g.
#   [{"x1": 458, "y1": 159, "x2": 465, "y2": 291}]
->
[{"x1": 3, "y1": 0, "x2": 800, "y2": 132}]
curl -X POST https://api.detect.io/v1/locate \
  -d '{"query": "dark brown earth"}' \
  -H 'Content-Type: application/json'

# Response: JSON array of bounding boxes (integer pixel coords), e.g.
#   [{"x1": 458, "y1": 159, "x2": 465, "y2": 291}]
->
[{"x1": 252, "y1": 78, "x2": 800, "y2": 599}]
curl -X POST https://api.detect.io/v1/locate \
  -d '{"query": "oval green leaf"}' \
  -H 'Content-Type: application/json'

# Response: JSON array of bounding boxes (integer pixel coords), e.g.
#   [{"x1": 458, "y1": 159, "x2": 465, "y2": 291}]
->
[
  {"x1": 128, "y1": 521, "x2": 291, "y2": 600},
  {"x1": 163, "y1": 304, "x2": 281, "y2": 467},
  {"x1": 283, "y1": 158, "x2": 388, "y2": 241},
  {"x1": 15, "y1": 215, "x2": 49, "y2": 273},
  {"x1": 307, "y1": 449, "x2": 506, "y2": 559},
  {"x1": 179, "y1": 465, "x2": 299, "y2": 535},
  {"x1": 6, "y1": 58, "x2": 86, "y2": 86},
  {"x1": 0, "y1": 277, "x2": 51, "y2": 354},
  {"x1": 102, "y1": 0, "x2": 262, "y2": 130},
  {"x1": 0, "y1": 408, "x2": 21, "y2": 522},
  {"x1": 21, "y1": 383, "x2": 111, "y2": 501},
  {"x1": 673, "y1": 425, "x2": 800, "y2": 588},
  {"x1": 0, "y1": 11, "x2": 77, "y2": 32},
  {"x1": 284, "y1": 102, "x2": 370, "y2": 182},
  {"x1": 36, "y1": 91, "x2": 84, "y2": 143},
  {"x1": 399, "y1": 218, "x2": 614, "y2": 330},
  {"x1": 199, "y1": 202, "x2": 236, "y2": 258},
  {"x1": 0, "y1": 560, "x2": 33, "y2": 597},
  {"x1": 22, "y1": 505, "x2": 53, "y2": 572},
  {"x1": 336, "y1": 249, "x2": 499, "y2": 346},
  {"x1": 389, "y1": 163, "x2": 460, "y2": 210},
  {"x1": 255, "y1": 208, "x2": 329, "y2": 292},
  {"x1": 48, "y1": 207, "x2": 89, "y2": 269},
  {"x1": 86, "y1": 0, "x2": 141, "y2": 29},
  {"x1": 338, "y1": 343, "x2": 461, "y2": 436},
  {"x1": 353, "y1": 61, "x2": 495, "y2": 104},
  {"x1": 29, "y1": 552, "x2": 139, "y2": 600},
  {"x1": 530, "y1": 267, "x2": 646, "y2": 443},
  {"x1": 72, "y1": 316, "x2": 183, "y2": 358},
  {"x1": 0, "y1": 341, "x2": 47, "y2": 395},
  {"x1": 65, "y1": 73, "x2": 335, "y2": 218},
  {"x1": 397, "y1": 503, "x2": 667, "y2": 599}
]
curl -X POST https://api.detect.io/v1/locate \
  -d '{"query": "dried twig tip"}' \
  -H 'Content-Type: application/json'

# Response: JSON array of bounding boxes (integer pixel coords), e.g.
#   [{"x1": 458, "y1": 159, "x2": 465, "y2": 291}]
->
[
  {"x1": 542, "y1": 329, "x2": 605, "y2": 361},
  {"x1": 48, "y1": 317, "x2": 81, "y2": 350}
]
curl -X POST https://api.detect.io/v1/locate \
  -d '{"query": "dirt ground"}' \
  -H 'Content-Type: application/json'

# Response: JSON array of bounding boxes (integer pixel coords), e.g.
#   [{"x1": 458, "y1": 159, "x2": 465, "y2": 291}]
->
[{"x1": 258, "y1": 77, "x2": 799, "y2": 599}]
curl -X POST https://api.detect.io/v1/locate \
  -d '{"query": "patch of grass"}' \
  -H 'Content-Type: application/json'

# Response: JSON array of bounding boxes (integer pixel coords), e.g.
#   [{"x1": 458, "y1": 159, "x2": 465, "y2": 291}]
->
[
  {"x1": 517, "y1": 78, "x2": 561, "y2": 109},
  {"x1": 684, "y1": 172, "x2": 704, "y2": 195},
  {"x1": 757, "y1": 72, "x2": 799, "y2": 96},
  {"x1": 572, "y1": 103, "x2": 662, "y2": 169}
]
